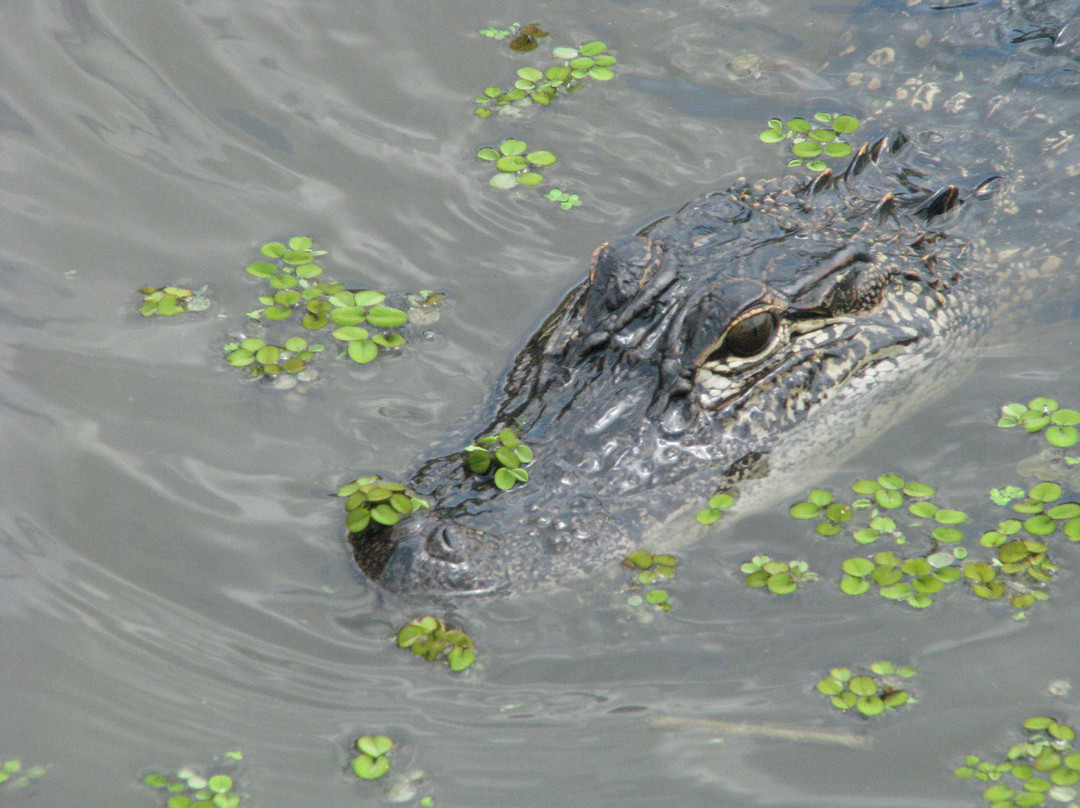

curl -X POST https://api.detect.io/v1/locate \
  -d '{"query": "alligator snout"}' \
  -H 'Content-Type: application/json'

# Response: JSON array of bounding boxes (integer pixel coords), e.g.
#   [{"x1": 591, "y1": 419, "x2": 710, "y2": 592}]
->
[{"x1": 354, "y1": 512, "x2": 510, "y2": 597}]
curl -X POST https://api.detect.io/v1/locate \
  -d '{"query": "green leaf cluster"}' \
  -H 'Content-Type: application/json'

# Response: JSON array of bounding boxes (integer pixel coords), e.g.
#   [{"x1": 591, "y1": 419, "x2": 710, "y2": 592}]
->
[
  {"x1": 396, "y1": 616, "x2": 476, "y2": 672},
  {"x1": 697, "y1": 491, "x2": 735, "y2": 525},
  {"x1": 473, "y1": 40, "x2": 616, "y2": 118},
  {"x1": 479, "y1": 25, "x2": 515, "y2": 40},
  {"x1": 956, "y1": 716, "x2": 1080, "y2": 807},
  {"x1": 234, "y1": 237, "x2": 424, "y2": 378},
  {"x1": 999, "y1": 397, "x2": 1080, "y2": 448},
  {"x1": 982, "y1": 483, "x2": 1080, "y2": 545},
  {"x1": 962, "y1": 544, "x2": 1053, "y2": 612},
  {"x1": 0, "y1": 758, "x2": 45, "y2": 791},
  {"x1": 840, "y1": 549, "x2": 962, "y2": 608},
  {"x1": 741, "y1": 555, "x2": 817, "y2": 595},
  {"x1": 990, "y1": 485, "x2": 1027, "y2": 506},
  {"x1": 351, "y1": 735, "x2": 394, "y2": 780},
  {"x1": 816, "y1": 661, "x2": 915, "y2": 717},
  {"x1": 759, "y1": 112, "x2": 861, "y2": 171},
  {"x1": 478, "y1": 22, "x2": 547, "y2": 51},
  {"x1": 622, "y1": 550, "x2": 678, "y2": 611},
  {"x1": 140, "y1": 285, "x2": 208, "y2": 317},
  {"x1": 545, "y1": 188, "x2": 582, "y2": 210},
  {"x1": 141, "y1": 760, "x2": 241, "y2": 808},
  {"x1": 964, "y1": 481, "x2": 1080, "y2": 612},
  {"x1": 465, "y1": 428, "x2": 534, "y2": 490},
  {"x1": 785, "y1": 472, "x2": 1078, "y2": 615},
  {"x1": 338, "y1": 475, "x2": 429, "y2": 534},
  {"x1": 789, "y1": 474, "x2": 961, "y2": 544},
  {"x1": 223, "y1": 336, "x2": 323, "y2": 378},
  {"x1": 477, "y1": 139, "x2": 557, "y2": 188}
]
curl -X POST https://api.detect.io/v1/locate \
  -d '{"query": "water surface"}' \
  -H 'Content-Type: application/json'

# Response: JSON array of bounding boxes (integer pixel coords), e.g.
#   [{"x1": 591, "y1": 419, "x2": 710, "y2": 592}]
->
[{"x1": 2, "y1": 0, "x2": 1079, "y2": 806}]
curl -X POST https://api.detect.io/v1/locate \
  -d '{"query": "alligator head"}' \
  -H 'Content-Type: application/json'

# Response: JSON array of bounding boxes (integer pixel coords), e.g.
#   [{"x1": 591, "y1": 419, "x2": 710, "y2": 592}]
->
[{"x1": 352, "y1": 132, "x2": 1002, "y2": 597}]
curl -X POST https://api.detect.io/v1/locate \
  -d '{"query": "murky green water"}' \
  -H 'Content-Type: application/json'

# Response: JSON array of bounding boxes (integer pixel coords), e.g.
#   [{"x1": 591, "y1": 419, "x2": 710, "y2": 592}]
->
[{"x1": 1, "y1": 0, "x2": 1078, "y2": 806}]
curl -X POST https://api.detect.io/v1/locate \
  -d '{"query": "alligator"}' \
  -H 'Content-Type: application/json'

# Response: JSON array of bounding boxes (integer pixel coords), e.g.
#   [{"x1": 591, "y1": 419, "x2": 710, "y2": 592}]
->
[{"x1": 351, "y1": 0, "x2": 1079, "y2": 597}]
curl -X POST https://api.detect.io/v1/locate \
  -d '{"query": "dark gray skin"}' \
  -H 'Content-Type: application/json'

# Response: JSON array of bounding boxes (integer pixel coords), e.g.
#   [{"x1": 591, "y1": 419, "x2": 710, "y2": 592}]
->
[{"x1": 352, "y1": 0, "x2": 1078, "y2": 596}]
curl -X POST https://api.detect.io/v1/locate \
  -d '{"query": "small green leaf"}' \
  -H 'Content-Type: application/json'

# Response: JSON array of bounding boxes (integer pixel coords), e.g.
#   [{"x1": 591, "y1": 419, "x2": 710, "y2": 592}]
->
[
  {"x1": 791, "y1": 140, "x2": 821, "y2": 158},
  {"x1": 448, "y1": 646, "x2": 475, "y2": 671},
  {"x1": 1031, "y1": 482, "x2": 1062, "y2": 502},
  {"x1": 832, "y1": 114, "x2": 860, "y2": 133},
  {"x1": 353, "y1": 290, "x2": 387, "y2": 307},
  {"x1": 494, "y1": 468, "x2": 516, "y2": 489},
  {"x1": 347, "y1": 339, "x2": 379, "y2": 364},
  {"x1": 789, "y1": 502, "x2": 821, "y2": 519},
  {"x1": 207, "y1": 775, "x2": 232, "y2": 794},
  {"x1": 370, "y1": 503, "x2": 400, "y2": 525},
  {"x1": 526, "y1": 150, "x2": 557, "y2": 166},
  {"x1": 366, "y1": 306, "x2": 408, "y2": 328},
  {"x1": 246, "y1": 261, "x2": 278, "y2": 278},
  {"x1": 467, "y1": 449, "x2": 492, "y2": 474},
  {"x1": 357, "y1": 735, "x2": 394, "y2": 757},
  {"x1": 330, "y1": 306, "x2": 367, "y2": 326},
  {"x1": 496, "y1": 155, "x2": 527, "y2": 173},
  {"x1": 499, "y1": 138, "x2": 527, "y2": 156},
  {"x1": 353, "y1": 754, "x2": 389, "y2": 780}
]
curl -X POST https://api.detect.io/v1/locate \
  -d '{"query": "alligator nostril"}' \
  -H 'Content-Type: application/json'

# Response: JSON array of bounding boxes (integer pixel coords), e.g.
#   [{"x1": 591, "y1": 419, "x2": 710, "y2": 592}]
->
[{"x1": 426, "y1": 524, "x2": 466, "y2": 562}]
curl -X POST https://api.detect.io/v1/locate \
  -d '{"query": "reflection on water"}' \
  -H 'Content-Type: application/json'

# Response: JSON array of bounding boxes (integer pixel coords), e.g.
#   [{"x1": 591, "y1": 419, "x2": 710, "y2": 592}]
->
[{"x1": 1, "y1": 0, "x2": 1078, "y2": 805}]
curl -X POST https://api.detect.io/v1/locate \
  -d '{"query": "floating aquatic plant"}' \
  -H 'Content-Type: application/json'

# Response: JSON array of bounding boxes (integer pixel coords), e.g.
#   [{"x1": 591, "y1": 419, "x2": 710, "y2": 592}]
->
[
  {"x1": 741, "y1": 555, "x2": 817, "y2": 595},
  {"x1": 229, "y1": 237, "x2": 433, "y2": 380},
  {"x1": 783, "y1": 470, "x2": 1078, "y2": 615},
  {"x1": 623, "y1": 550, "x2": 679, "y2": 610},
  {"x1": 839, "y1": 548, "x2": 964, "y2": 608},
  {"x1": 956, "y1": 716, "x2": 1080, "y2": 806},
  {"x1": 545, "y1": 188, "x2": 582, "y2": 210},
  {"x1": 473, "y1": 40, "x2": 616, "y2": 117},
  {"x1": 759, "y1": 112, "x2": 861, "y2": 171},
  {"x1": 477, "y1": 139, "x2": 557, "y2": 188},
  {"x1": 141, "y1": 754, "x2": 243, "y2": 808},
  {"x1": 139, "y1": 285, "x2": 209, "y2": 317},
  {"x1": 465, "y1": 428, "x2": 533, "y2": 490},
  {"x1": 817, "y1": 661, "x2": 916, "y2": 717},
  {"x1": 222, "y1": 336, "x2": 324, "y2": 379},
  {"x1": 351, "y1": 735, "x2": 394, "y2": 780},
  {"x1": 697, "y1": 491, "x2": 736, "y2": 525},
  {"x1": 478, "y1": 22, "x2": 547, "y2": 51},
  {"x1": 999, "y1": 397, "x2": 1080, "y2": 449},
  {"x1": 396, "y1": 616, "x2": 476, "y2": 672},
  {"x1": 338, "y1": 475, "x2": 429, "y2": 534},
  {"x1": 789, "y1": 474, "x2": 965, "y2": 544},
  {"x1": 0, "y1": 758, "x2": 45, "y2": 792}
]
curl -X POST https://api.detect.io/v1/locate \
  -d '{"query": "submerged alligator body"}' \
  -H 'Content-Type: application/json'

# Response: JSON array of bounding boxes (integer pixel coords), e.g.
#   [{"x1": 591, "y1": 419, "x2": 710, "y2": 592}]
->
[{"x1": 352, "y1": 0, "x2": 1079, "y2": 596}]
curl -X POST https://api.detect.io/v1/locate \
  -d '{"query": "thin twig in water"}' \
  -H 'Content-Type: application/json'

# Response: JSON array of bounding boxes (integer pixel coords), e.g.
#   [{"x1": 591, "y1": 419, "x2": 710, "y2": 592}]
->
[{"x1": 649, "y1": 715, "x2": 871, "y2": 749}]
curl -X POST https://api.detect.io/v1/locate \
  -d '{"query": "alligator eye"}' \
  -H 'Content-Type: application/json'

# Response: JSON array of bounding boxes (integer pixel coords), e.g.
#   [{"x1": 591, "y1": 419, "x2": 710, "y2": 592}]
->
[{"x1": 705, "y1": 310, "x2": 778, "y2": 362}]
